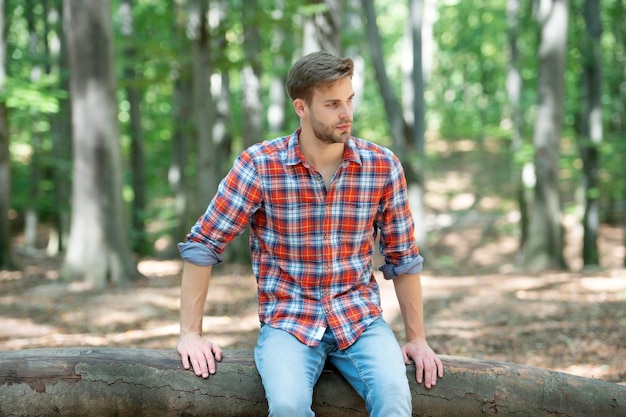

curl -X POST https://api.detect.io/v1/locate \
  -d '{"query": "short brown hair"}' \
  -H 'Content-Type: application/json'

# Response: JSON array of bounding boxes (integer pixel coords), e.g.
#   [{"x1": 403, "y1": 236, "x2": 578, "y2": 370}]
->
[{"x1": 285, "y1": 51, "x2": 354, "y2": 104}]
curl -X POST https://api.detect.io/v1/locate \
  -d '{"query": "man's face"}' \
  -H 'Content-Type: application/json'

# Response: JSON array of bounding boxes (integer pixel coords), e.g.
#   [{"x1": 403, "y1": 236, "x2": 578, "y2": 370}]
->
[{"x1": 307, "y1": 77, "x2": 355, "y2": 145}]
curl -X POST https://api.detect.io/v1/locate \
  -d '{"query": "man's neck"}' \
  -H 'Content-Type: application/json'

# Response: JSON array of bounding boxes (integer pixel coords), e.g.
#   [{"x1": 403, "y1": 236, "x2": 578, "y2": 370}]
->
[{"x1": 298, "y1": 128, "x2": 345, "y2": 170}]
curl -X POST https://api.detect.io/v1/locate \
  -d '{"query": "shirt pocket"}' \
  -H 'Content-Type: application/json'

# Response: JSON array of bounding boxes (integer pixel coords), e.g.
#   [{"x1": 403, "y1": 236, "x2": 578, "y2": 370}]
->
[
  {"x1": 264, "y1": 200, "x2": 322, "y2": 245},
  {"x1": 334, "y1": 201, "x2": 378, "y2": 257},
  {"x1": 339, "y1": 201, "x2": 377, "y2": 233}
]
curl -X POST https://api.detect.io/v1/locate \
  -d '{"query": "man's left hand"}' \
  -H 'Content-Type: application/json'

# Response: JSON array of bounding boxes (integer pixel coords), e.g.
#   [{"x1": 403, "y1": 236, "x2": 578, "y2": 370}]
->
[{"x1": 401, "y1": 339, "x2": 444, "y2": 389}]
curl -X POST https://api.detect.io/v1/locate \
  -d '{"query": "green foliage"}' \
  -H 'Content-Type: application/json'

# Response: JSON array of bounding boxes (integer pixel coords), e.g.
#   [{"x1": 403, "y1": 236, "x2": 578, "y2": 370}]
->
[
  {"x1": 4, "y1": 0, "x2": 625, "y2": 254},
  {"x1": 430, "y1": 0, "x2": 511, "y2": 139}
]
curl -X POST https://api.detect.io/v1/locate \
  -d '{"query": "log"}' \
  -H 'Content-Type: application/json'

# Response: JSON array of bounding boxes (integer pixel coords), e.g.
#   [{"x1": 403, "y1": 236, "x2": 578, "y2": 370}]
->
[{"x1": 0, "y1": 348, "x2": 624, "y2": 417}]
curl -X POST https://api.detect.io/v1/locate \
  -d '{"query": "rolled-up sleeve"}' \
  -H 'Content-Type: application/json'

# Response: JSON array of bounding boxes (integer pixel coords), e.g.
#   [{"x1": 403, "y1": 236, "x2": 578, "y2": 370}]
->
[
  {"x1": 376, "y1": 153, "x2": 422, "y2": 279},
  {"x1": 378, "y1": 254, "x2": 424, "y2": 279},
  {"x1": 178, "y1": 241, "x2": 223, "y2": 266}
]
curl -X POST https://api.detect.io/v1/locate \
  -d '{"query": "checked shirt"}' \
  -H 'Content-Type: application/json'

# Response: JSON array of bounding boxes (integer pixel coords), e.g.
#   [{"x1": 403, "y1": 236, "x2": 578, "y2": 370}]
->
[{"x1": 181, "y1": 129, "x2": 422, "y2": 350}]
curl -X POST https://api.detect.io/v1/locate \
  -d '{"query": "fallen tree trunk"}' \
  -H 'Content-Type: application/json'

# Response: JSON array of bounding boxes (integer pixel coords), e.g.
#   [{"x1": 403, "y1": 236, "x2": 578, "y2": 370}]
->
[{"x1": 0, "y1": 348, "x2": 623, "y2": 416}]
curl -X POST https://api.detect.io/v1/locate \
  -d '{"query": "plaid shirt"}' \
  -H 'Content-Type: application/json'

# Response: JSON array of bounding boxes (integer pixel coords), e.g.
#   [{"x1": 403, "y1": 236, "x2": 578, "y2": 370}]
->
[{"x1": 181, "y1": 129, "x2": 422, "y2": 349}]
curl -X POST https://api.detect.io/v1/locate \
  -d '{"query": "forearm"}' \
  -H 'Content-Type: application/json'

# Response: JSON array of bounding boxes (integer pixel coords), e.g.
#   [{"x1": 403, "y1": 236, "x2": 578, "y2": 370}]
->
[
  {"x1": 392, "y1": 273, "x2": 427, "y2": 342},
  {"x1": 180, "y1": 261, "x2": 212, "y2": 337}
]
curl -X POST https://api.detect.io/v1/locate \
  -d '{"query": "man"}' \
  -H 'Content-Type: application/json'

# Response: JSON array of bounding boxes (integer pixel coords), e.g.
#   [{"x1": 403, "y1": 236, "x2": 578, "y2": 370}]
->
[{"x1": 177, "y1": 51, "x2": 443, "y2": 417}]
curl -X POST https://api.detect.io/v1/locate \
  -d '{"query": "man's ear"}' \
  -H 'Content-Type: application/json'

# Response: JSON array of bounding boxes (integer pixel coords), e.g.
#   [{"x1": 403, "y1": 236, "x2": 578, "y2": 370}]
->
[{"x1": 293, "y1": 98, "x2": 307, "y2": 118}]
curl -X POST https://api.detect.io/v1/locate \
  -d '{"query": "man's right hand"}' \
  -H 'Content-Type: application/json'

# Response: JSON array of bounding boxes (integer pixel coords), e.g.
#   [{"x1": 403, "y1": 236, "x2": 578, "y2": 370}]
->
[{"x1": 178, "y1": 334, "x2": 223, "y2": 378}]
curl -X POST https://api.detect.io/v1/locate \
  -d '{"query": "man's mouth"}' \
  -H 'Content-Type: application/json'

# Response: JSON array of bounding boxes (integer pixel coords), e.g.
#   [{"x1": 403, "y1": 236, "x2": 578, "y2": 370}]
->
[{"x1": 336, "y1": 123, "x2": 352, "y2": 132}]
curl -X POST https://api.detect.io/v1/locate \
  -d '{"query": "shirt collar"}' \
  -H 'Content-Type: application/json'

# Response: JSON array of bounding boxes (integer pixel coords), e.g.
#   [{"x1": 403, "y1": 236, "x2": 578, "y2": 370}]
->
[{"x1": 284, "y1": 128, "x2": 362, "y2": 166}]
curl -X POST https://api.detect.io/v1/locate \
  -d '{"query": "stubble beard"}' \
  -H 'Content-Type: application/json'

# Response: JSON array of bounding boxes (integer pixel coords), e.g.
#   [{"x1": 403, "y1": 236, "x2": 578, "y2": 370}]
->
[{"x1": 310, "y1": 112, "x2": 352, "y2": 145}]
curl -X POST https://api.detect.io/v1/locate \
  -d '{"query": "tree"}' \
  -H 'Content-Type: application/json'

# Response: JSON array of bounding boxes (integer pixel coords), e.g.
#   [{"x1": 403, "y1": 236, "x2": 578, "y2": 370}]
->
[
  {"x1": 506, "y1": 0, "x2": 528, "y2": 264},
  {"x1": 406, "y1": 0, "x2": 428, "y2": 251},
  {"x1": 23, "y1": 0, "x2": 45, "y2": 252},
  {"x1": 1, "y1": 348, "x2": 625, "y2": 417},
  {"x1": 303, "y1": 0, "x2": 342, "y2": 55},
  {"x1": 0, "y1": 0, "x2": 13, "y2": 270},
  {"x1": 361, "y1": 0, "x2": 408, "y2": 153},
  {"x1": 577, "y1": 0, "x2": 602, "y2": 267},
  {"x1": 61, "y1": 0, "x2": 140, "y2": 286},
  {"x1": 48, "y1": 0, "x2": 72, "y2": 257},
  {"x1": 241, "y1": 1, "x2": 263, "y2": 149},
  {"x1": 119, "y1": 0, "x2": 149, "y2": 255},
  {"x1": 361, "y1": 0, "x2": 428, "y2": 253},
  {"x1": 524, "y1": 0, "x2": 569, "y2": 272},
  {"x1": 185, "y1": 0, "x2": 222, "y2": 216}
]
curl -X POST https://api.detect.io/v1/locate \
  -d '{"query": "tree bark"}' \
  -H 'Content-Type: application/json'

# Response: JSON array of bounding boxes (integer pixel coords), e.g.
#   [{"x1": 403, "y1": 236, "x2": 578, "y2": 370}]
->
[
  {"x1": 303, "y1": 0, "x2": 342, "y2": 56},
  {"x1": 524, "y1": 0, "x2": 569, "y2": 272},
  {"x1": 506, "y1": 0, "x2": 528, "y2": 265},
  {"x1": 47, "y1": 0, "x2": 72, "y2": 257},
  {"x1": 406, "y1": 0, "x2": 428, "y2": 253},
  {"x1": 241, "y1": 2, "x2": 263, "y2": 149},
  {"x1": 0, "y1": 348, "x2": 624, "y2": 417},
  {"x1": 61, "y1": 0, "x2": 140, "y2": 286},
  {"x1": 361, "y1": 0, "x2": 407, "y2": 153},
  {"x1": 577, "y1": 0, "x2": 603, "y2": 267},
  {"x1": 187, "y1": 0, "x2": 219, "y2": 214}
]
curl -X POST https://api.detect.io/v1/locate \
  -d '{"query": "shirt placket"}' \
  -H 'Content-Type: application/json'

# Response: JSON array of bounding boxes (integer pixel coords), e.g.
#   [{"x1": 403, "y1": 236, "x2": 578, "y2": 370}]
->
[{"x1": 320, "y1": 164, "x2": 347, "y2": 326}]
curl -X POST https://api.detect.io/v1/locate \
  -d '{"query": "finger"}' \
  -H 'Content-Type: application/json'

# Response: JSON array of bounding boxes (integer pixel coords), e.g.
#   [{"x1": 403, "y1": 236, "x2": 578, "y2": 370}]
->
[
  {"x1": 178, "y1": 345, "x2": 192, "y2": 370},
  {"x1": 423, "y1": 362, "x2": 434, "y2": 389},
  {"x1": 204, "y1": 353, "x2": 216, "y2": 376},
  {"x1": 436, "y1": 357, "x2": 444, "y2": 378},
  {"x1": 179, "y1": 351, "x2": 191, "y2": 370},
  {"x1": 189, "y1": 351, "x2": 210, "y2": 378},
  {"x1": 399, "y1": 346, "x2": 408, "y2": 364},
  {"x1": 203, "y1": 344, "x2": 220, "y2": 375},
  {"x1": 212, "y1": 345, "x2": 223, "y2": 362},
  {"x1": 415, "y1": 359, "x2": 425, "y2": 384},
  {"x1": 425, "y1": 362, "x2": 437, "y2": 388}
]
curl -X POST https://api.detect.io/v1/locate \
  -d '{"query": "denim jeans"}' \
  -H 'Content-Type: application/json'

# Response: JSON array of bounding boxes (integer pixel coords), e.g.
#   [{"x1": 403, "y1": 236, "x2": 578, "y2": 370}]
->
[{"x1": 253, "y1": 318, "x2": 412, "y2": 417}]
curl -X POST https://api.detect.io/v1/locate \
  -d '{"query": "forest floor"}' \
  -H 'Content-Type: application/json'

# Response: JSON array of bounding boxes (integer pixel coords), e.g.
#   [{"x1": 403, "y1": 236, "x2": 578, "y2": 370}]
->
[{"x1": 1, "y1": 137, "x2": 625, "y2": 385}]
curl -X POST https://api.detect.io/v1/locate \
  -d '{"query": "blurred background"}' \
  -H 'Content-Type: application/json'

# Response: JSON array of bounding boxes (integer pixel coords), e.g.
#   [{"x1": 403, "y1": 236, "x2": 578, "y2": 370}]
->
[{"x1": 0, "y1": 0, "x2": 624, "y2": 384}]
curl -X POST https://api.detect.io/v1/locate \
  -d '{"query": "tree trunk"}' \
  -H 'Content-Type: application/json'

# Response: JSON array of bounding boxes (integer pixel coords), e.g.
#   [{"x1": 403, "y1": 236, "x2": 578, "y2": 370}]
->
[
  {"x1": 406, "y1": 0, "x2": 428, "y2": 252},
  {"x1": 120, "y1": 0, "x2": 148, "y2": 255},
  {"x1": 241, "y1": 2, "x2": 263, "y2": 149},
  {"x1": 267, "y1": 1, "x2": 287, "y2": 135},
  {"x1": 363, "y1": 0, "x2": 427, "y2": 255},
  {"x1": 0, "y1": 348, "x2": 624, "y2": 417},
  {"x1": 61, "y1": 0, "x2": 140, "y2": 286},
  {"x1": 0, "y1": 0, "x2": 13, "y2": 270},
  {"x1": 24, "y1": 0, "x2": 44, "y2": 252},
  {"x1": 361, "y1": 0, "x2": 407, "y2": 153},
  {"x1": 188, "y1": 0, "x2": 218, "y2": 214},
  {"x1": 578, "y1": 0, "x2": 603, "y2": 267},
  {"x1": 410, "y1": 0, "x2": 425, "y2": 155},
  {"x1": 303, "y1": 0, "x2": 341, "y2": 55},
  {"x1": 525, "y1": 0, "x2": 569, "y2": 272},
  {"x1": 506, "y1": 0, "x2": 528, "y2": 266},
  {"x1": 47, "y1": 0, "x2": 72, "y2": 257}
]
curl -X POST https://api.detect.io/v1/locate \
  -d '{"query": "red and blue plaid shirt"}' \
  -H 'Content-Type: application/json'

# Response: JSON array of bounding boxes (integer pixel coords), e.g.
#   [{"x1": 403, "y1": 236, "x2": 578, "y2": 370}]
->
[{"x1": 180, "y1": 129, "x2": 422, "y2": 349}]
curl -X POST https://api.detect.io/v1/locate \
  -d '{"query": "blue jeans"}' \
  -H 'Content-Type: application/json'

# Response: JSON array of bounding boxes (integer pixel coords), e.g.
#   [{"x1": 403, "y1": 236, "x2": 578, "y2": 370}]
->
[{"x1": 253, "y1": 318, "x2": 412, "y2": 417}]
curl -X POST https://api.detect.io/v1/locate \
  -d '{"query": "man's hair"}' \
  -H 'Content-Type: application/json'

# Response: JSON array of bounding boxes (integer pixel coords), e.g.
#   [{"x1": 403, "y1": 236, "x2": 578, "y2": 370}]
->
[{"x1": 285, "y1": 51, "x2": 354, "y2": 104}]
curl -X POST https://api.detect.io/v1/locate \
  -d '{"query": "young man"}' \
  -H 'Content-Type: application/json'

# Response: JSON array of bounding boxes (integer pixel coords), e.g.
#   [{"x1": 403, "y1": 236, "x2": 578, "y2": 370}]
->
[{"x1": 177, "y1": 51, "x2": 443, "y2": 417}]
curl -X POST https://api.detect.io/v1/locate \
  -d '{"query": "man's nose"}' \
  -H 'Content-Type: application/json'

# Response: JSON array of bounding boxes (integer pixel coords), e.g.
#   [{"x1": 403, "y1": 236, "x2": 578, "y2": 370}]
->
[{"x1": 338, "y1": 103, "x2": 351, "y2": 117}]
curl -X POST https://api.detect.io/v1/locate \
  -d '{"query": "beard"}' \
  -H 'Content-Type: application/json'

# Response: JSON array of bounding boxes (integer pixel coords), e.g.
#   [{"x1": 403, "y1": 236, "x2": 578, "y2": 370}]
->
[{"x1": 309, "y1": 111, "x2": 352, "y2": 145}]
